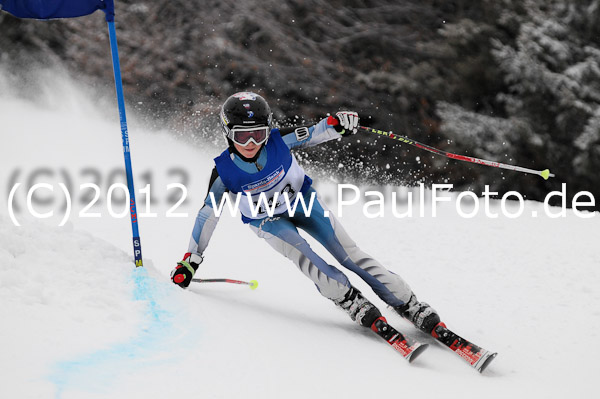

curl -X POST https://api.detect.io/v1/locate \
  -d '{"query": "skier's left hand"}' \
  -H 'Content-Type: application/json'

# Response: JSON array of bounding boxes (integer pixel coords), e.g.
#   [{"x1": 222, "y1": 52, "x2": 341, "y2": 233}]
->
[{"x1": 334, "y1": 111, "x2": 359, "y2": 136}]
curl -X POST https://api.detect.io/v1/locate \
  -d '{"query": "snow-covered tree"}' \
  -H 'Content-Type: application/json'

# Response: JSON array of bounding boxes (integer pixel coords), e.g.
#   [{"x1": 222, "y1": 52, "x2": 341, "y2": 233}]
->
[{"x1": 434, "y1": 0, "x2": 600, "y2": 204}]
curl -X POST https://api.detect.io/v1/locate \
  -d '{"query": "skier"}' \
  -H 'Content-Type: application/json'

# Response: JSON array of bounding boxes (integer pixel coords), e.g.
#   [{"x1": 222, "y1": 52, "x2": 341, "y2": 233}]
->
[{"x1": 170, "y1": 91, "x2": 441, "y2": 336}]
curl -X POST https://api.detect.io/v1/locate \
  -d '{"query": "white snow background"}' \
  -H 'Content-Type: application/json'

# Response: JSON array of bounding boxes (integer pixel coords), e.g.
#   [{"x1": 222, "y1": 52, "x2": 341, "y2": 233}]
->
[{"x1": 0, "y1": 66, "x2": 599, "y2": 399}]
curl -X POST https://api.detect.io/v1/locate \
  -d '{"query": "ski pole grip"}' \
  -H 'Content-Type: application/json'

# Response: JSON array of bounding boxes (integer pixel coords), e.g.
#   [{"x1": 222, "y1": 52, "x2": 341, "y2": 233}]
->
[{"x1": 327, "y1": 115, "x2": 339, "y2": 126}]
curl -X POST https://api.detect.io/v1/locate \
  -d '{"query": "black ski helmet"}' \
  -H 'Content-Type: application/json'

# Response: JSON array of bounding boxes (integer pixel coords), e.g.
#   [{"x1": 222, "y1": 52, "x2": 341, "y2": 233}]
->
[{"x1": 220, "y1": 92, "x2": 273, "y2": 144}]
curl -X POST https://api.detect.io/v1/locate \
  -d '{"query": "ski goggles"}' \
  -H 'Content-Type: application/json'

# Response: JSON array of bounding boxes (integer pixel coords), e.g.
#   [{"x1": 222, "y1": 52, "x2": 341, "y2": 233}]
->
[{"x1": 229, "y1": 126, "x2": 270, "y2": 146}]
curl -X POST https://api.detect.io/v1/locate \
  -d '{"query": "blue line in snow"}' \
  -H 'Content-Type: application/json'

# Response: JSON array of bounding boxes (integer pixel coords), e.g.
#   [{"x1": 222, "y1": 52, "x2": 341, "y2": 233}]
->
[{"x1": 50, "y1": 268, "x2": 175, "y2": 398}]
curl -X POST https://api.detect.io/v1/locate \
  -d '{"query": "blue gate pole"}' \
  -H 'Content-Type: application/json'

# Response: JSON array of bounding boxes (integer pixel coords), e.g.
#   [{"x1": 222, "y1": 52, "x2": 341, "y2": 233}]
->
[{"x1": 107, "y1": 20, "x2": 143, "y2": 267}]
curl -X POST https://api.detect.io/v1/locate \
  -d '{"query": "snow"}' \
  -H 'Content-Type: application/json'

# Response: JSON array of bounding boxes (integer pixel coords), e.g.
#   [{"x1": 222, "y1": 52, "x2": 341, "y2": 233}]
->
[{"x1": 1, "y1": 68, "x2": 599, "y2": 399}]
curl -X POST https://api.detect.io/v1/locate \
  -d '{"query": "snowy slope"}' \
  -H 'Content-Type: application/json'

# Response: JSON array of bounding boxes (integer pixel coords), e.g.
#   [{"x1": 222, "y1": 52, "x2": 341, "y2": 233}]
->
[{"x1": 1, "y1": 67, "x2": 599, "y2": 399}]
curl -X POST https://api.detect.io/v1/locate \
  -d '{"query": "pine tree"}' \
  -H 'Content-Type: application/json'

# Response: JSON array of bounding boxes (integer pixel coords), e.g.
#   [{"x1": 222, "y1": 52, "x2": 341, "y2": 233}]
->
[{"x1": 435, "y1": 0, "x2": 600, "y2": 205}]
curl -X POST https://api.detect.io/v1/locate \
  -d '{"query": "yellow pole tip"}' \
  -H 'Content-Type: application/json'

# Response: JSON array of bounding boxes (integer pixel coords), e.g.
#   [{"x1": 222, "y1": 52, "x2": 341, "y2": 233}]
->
[{"x1": 540, "y1": 169, "x2": 551, "y2": 180}]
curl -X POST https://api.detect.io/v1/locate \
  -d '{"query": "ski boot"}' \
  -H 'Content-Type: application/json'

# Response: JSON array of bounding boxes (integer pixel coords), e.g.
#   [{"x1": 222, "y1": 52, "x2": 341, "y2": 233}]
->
[
  {"x1": 395, "y1": 294, "x2": 441, "y2": 335},
  {"x1": 334, "y1": 287, "x2": 382, "y2": 328}
]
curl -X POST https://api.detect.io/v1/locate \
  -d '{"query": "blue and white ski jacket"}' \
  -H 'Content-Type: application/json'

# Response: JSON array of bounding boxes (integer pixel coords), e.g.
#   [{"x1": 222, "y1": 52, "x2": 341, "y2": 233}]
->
[{"x1": 187, "y1": 118, "x2": 341, "y2": 255}]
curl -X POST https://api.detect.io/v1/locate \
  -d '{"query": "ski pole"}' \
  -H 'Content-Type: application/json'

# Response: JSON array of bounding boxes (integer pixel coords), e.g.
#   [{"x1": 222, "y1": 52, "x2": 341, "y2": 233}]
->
[
  {"x1": 191, "y1": 278, "x2": 259, "y2": 290},
  {"x1": 327, "y1": 116, "x2": 555, "y2": 180}
]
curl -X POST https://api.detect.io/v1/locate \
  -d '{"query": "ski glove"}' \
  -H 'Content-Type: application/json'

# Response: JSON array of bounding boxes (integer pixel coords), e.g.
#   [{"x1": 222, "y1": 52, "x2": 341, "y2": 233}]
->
[
  {"x1": 332, "y1": 111, "x2": 360, "y2": 136},
  {"x1": 171, "y1": 252, "x2": 203, "y2": 288}
]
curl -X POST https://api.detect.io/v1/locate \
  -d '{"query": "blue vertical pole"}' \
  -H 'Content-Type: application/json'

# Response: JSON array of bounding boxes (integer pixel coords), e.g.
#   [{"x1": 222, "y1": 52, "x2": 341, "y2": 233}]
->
[{"x1": 107, "y1": 20, "x2": 143, "y2": 267}]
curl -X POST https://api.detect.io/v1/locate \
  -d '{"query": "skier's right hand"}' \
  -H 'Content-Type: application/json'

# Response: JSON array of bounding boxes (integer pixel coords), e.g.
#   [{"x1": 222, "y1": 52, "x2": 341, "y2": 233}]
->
[{"x1": 171, "y1": 252, "x2": 203, "y2": 288}]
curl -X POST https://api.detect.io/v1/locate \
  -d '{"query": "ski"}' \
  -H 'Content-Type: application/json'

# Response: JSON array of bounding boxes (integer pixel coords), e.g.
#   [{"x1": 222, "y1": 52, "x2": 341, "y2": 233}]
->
[
  {"x1": 371, "y1": 317, "x2": 428, "y2": 363},
  {"x1": 432, "y1": 323, "x2": 497, "y2": 373}
]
